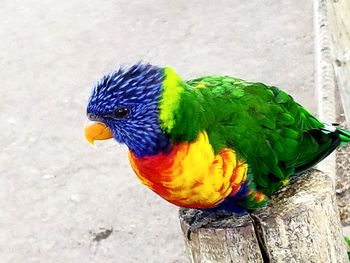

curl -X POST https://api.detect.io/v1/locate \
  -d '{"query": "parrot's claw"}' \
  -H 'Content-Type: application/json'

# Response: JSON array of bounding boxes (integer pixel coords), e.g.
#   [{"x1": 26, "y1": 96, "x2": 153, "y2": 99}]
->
[
  {"x1": 186, "y1": 210, "x2": 233, "y2": 240},
  {"x1": 187, "y1": 210, "x2": 212, "y2": 240}
]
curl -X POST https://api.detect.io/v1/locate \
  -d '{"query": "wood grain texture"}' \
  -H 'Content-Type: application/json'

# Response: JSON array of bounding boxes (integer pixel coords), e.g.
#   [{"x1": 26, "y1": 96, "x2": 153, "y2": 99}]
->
[
  {"x1": 252, "y1": 170, "x2": 348, "y2": 262},
  {"x1": 329, "y1": 0, "x2": 350, "y2": 126},
  {"x1": 314, "y1": 0, "x2": 337, "y2": 180},
  {"x1": 314, "y1": 0, "x2": 350, "y2": 226},
  {"x1": 336, "y1": 113, "x2": 350, "y2": 226},
  {"x1": 179, "y1": 170, "x2": 349, "y2": 263},
  {"x1": 179, "y1": 210, "x2": 263, "y2": 263},
  {"x1": 330, "y1": 0, "x2": 350, "y2": 227}
]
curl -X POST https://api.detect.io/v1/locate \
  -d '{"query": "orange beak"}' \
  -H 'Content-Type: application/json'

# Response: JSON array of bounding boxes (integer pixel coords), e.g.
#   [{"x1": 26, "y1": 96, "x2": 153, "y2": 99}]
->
[{"x1": 84, "y1": 121, "x2": 113, "y2": 145}]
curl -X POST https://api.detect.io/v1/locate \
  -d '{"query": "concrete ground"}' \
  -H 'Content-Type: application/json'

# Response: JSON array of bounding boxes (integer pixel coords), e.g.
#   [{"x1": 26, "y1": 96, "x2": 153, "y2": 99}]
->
[{"x1": 0, "y1": 0, "x2": 324, "y2": 262}]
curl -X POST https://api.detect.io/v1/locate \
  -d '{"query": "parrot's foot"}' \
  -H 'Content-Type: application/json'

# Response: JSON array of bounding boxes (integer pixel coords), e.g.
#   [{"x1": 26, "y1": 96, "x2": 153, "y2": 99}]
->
[{"x1": 186, "y1": 210, "x2": 234, "y2": 240}]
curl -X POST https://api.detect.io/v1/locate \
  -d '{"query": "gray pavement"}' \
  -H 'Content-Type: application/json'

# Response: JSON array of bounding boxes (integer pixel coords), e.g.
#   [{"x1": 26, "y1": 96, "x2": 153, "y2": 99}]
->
[{"x1": 0, "y1": 0, "x2": 317, "y2": 262}]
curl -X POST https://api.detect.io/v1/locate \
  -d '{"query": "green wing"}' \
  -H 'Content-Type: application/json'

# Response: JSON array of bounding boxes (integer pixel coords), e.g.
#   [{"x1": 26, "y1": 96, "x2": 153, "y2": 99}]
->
[{"x1": 182, "y1": 76, "x2": 340, "y2": 196}]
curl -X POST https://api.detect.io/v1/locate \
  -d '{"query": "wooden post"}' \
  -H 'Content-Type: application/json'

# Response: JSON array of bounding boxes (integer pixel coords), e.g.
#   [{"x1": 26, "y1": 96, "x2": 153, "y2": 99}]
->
[
  {"x1": 327, "y1": 0, "x2": 350, "y2": 227},
  {"x1": 179, "y1": 170, "x2": 349, "y2": 262},
  {"x1": 314, "y1": 0, "x2": 350, "y2": 226},
  {"x1": 180, "y1": 210, "x2": 263, "y2": 263},
  {"x1": 327, "y1": 0, "x2": 350, "y2": 125}
]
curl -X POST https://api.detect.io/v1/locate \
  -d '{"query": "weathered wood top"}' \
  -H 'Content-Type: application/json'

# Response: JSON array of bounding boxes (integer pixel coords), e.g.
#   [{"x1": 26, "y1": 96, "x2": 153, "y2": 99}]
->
[{"x1": 179, "y1": 170, "x2": 349, "y2": 263}]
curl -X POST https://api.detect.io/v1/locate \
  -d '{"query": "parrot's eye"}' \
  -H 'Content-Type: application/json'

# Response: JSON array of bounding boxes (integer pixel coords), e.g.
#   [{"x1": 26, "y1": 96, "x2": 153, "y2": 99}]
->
[{"x1": 113, "y1": 107, "x2": 129, "y2": 119}]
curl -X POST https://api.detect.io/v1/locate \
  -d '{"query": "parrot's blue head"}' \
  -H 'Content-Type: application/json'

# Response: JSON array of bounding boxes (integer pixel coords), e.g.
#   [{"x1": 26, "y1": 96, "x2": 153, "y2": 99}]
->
[{"x1": 86, "y1": 64, "x2": 171, "y2": 157}]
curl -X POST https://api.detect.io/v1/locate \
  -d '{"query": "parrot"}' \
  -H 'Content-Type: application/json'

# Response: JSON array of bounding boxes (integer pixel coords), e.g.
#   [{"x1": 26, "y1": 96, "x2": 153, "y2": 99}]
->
[{"x1": 85, "y1": 63, "x2": 350, "y2": 235}]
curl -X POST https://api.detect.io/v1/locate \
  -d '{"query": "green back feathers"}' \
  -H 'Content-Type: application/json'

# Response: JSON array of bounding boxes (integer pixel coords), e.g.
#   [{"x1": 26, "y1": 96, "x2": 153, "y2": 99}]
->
[
  {"x1": 338, "y1": 128, "x2": 350, "y2": 145},
  {"x1": 159, "y1": 69, "x2": 347, "y2": 196}
]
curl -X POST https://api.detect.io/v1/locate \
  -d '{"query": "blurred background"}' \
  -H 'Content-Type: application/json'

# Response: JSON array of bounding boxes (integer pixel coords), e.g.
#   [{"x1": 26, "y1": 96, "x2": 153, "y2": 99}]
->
[{"x1": 0, "y1": 1, "x2": 315, "y2": 262}]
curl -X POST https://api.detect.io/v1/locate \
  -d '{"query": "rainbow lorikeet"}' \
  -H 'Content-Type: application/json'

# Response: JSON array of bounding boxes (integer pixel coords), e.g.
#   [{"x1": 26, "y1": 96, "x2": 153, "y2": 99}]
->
[{"x1": 85, "y1": 63, "x2": 350, "y2": 227}]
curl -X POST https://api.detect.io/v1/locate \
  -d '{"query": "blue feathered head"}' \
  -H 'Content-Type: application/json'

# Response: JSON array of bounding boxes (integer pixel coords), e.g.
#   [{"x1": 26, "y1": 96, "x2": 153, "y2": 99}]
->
[{"x1": 85, "y1": 64, "x2": 171, "y2": 157}]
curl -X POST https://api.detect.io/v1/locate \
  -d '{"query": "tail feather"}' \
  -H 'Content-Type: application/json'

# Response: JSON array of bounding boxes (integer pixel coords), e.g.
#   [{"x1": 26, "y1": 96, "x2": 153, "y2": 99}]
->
[
  {"x1": 322, "y1": 123, "x2": 350, "y2": 144},
  {"x1": 295, "y1": 128, "x2": 340, "y2": 174},
  {"x1": 337, "y1": 128, "x2": 350, "y2": 145},
  {"x1": 295, "y1": 123, "x2": 349, "y2": 174}
]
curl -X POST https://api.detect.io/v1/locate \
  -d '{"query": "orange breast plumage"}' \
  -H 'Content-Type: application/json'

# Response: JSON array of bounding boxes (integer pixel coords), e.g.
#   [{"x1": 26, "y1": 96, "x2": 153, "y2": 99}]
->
[{"x1": 128, "y1": 132, "x2": 248, "y2": 209}]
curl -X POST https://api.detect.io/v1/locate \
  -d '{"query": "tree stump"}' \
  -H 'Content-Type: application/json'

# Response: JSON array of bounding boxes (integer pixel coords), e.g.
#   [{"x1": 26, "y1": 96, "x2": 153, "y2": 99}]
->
[{"x1": 179, "y1": 170, "x2": 349, "y2": 263}]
